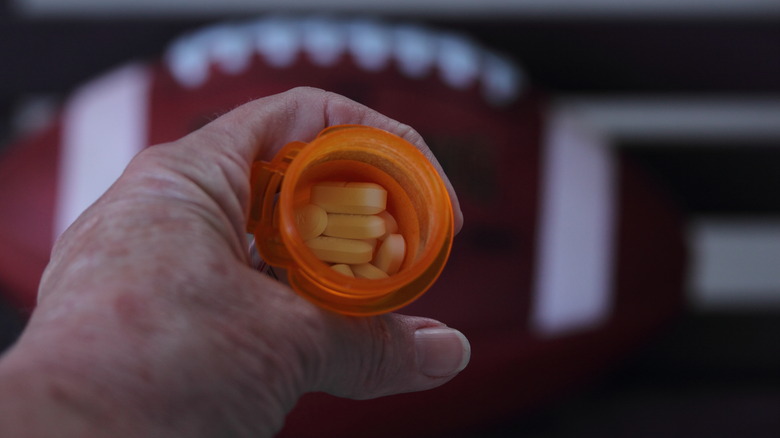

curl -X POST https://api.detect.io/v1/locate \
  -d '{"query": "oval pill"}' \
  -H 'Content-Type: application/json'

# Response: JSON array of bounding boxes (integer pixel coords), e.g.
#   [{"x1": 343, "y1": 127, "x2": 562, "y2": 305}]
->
[
  {"x1": 376, "y1": 210, "x2": 399, "y2": 240},
  {"x1": 351, "y1": 263, "x2": 390, "y2": 279},
  {"x1": 330, "y1": 264, "x2": 355, "y2": 277},
  {"x1": 362, "y1": 238, "x2": 378, "y2": 251},
  {"x1": 294, "y1": 204, "x2": 328, "y2": 240},
  {"x1": 324, "y1": 213, "x2": 386, "y2": 239},
  {"x1": 311, "y1": 181, "x2": 387, "y2": 215},
  {"x1": 373, "y1": 234, "x2": 405, "y2": 275},
  {"x1": 305, "y1": 236, "x2": 373, "y2": 264}
]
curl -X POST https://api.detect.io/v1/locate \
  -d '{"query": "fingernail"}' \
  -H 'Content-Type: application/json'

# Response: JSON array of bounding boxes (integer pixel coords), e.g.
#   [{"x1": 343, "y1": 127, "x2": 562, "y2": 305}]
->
[{"x1": 415, "y1": 327, "x2": 471, "y2": 377}]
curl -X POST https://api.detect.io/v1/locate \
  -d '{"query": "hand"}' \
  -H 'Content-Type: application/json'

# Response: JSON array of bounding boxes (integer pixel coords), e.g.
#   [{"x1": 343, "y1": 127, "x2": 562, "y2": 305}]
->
[{"x1": 0, "y1": 87, "x2": 469, "y2": 437}]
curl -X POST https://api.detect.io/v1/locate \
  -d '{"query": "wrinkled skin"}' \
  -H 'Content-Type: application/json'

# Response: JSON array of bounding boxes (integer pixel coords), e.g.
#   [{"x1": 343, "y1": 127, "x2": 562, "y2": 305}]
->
[{"x1": 0, "y1": 88, "x2": 469, "y2": 437}]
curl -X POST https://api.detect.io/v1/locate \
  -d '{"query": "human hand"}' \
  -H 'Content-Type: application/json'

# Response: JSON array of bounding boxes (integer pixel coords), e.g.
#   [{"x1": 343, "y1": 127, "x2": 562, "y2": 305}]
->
[{"x1": 0, "y1": 87, "x2": 468, "y2": 437}]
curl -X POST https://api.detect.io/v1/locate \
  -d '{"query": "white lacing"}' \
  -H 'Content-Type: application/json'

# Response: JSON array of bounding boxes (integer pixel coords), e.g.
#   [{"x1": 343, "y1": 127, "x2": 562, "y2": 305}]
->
[{"x1": 165, "y1": 15, "x2": 524, "y2": 107}]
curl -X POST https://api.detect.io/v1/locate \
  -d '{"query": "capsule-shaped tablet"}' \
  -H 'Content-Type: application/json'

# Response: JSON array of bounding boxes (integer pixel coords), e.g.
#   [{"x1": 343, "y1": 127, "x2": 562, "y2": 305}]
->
[
  {"x1": 305, "y1": 236, "x2": 373, "y2": 264},
  {"x1": 330, "y1": 264, "x2": 355, "y2": 277},
  {"x1": 376, "y1": 210, "x2": 399, "y2": 240},
  {"x1": 324, "y1": 213, "x2": 386, "y2": 239},
  {"x1": 294, "y1": 204, "x2": 328, "y2": 240},
  {"x1": 373, "y1": 234, "x2": 405, "y2": 275},
  {"x1": 351, "y1": 263, "x2": 389, "y2": 279},
  {"x1": 311, "y1": 181, "x2": 387, "y2": 215}
]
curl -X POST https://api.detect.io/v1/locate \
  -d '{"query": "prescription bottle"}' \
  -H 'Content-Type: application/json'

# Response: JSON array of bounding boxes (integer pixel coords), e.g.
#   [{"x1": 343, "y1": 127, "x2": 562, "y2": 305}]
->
[{"x1": 247, "y1": 125, "x2": 454, "y2": 316}]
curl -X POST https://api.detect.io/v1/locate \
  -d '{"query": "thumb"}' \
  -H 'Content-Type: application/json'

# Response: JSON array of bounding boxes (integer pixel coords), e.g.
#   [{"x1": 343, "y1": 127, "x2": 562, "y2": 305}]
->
[{"x1": 315, "y1": 314, "x2": 471, "y2": 399}]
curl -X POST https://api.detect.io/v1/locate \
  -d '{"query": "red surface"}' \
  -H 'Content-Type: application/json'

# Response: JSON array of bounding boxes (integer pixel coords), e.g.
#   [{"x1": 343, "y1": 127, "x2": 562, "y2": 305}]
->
[{"x1": 0, "y1": 120, "x2": 62, "y2": 312}]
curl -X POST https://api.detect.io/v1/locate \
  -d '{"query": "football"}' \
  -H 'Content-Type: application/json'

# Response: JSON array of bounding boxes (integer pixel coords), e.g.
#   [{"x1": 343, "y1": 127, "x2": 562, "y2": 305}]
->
[{"x1": 0, "y1": 16, "x2": 685, "y2": 437}]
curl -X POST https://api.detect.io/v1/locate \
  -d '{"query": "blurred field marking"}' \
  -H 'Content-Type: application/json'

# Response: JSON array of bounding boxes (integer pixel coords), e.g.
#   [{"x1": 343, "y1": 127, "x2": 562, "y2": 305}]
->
[
  {"x1": 557, "y1": 96, "x2": 780, "y2": 142},
  {"x1": 689, "y1": 218, "x2": 780, "y2": 310},
  {"x1": 54, "y1": 64, "x2": 150, "y2": 240},
  {"x1": 553, "y1": 96, "x2": 780, "y2": 316},
  {"x1": 532, "y1": 106, "x2": 617, "y2": 337}
]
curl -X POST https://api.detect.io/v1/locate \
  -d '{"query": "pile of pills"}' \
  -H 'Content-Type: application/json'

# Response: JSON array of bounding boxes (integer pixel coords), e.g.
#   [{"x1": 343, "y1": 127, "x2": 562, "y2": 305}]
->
[{"x1": 295, "y1": 181, "x2": 406, "y2": 279}]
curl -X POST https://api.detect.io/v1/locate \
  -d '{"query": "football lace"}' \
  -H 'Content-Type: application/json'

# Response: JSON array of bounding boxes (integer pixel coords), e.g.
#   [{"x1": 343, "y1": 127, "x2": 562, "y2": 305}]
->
[{"x1": 164, "y1": 15, "x2": 525, "y2": 107}]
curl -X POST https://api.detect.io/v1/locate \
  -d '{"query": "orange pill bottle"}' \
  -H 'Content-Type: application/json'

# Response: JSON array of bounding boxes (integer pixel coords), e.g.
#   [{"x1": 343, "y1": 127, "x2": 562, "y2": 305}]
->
[{"x1": 247, "y1": 125, "x2": 454, "y2": 316}]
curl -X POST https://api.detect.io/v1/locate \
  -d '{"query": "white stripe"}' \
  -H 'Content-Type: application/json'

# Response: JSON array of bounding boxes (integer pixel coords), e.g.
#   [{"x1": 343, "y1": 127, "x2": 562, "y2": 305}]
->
[
  {"x1": 54, "y1": 63, "x2": 150, "y2": 239},
  {"x1": 689, "y1": 217, "x2": 780, "y2": 310},
  {"x1": 531, "y1": 107, "x2": 617, "y2": 337},
  {"x1": 556, "y1": 97, "x2": 780, "y2": 142}
]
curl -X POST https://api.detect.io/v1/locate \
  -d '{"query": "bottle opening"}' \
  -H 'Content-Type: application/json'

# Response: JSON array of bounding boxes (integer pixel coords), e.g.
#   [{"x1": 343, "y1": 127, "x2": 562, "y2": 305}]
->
[{"x1": 254, "y1": 125, "x2": 454, "y2": 315}]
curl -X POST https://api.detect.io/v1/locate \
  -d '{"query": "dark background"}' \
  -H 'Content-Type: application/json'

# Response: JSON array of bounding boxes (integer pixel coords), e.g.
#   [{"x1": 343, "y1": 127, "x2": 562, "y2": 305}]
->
[{"x1": 2, "y1": 1, "x2": 780, "y2": 436}]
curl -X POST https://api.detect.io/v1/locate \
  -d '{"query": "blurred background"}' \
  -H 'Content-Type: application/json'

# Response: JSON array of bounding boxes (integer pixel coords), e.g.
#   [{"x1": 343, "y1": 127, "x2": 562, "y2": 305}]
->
[{"x1": 2, "y1": 0, "x2": 780, "y2": 437}]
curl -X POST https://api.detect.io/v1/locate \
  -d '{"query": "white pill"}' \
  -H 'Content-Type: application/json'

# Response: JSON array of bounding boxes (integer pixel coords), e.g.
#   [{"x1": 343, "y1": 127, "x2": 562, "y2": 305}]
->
[
  {"x1": 311, "y1": 181, "x2": 387, "y2": 215},
  {"x1": 330, "y1": 264, "x2": 355, "y2": 277},
  {"x1": 305, "y1": 236, "x2": 373, "y2": 264},
  {"x1": 324, "y1": 213, "x2": 386, "y2": 239},
  {"x1": 373, "y1": 234, "x2": 405, "y2": 275},
  {"x1": 351, "y1": 262, "x2": 389, "y2": 279},
  {"x1": 295, "y1": 204, "x2": 328, "y2": 240},
  {"x1": 376, "y1": 210, "x2": 398, "y2": 240}
]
